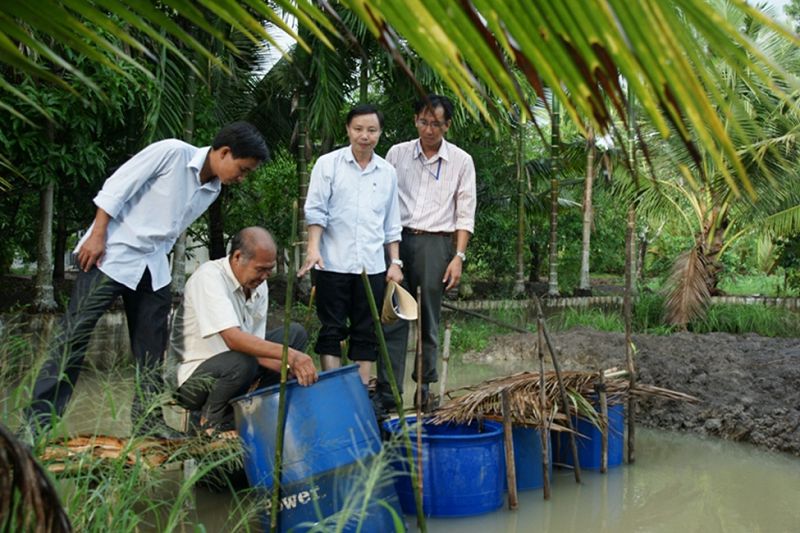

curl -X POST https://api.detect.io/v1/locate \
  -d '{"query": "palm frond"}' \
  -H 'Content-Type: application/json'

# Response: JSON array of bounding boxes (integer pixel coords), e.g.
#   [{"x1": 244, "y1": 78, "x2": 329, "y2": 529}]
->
[{"x1": 663, "y1": 245, "x2": 712, "y2": 327}]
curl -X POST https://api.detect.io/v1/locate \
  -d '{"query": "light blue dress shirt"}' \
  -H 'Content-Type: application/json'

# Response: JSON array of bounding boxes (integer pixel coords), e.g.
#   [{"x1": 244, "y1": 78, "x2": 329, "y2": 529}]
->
[
  {"x1": 75, "y1": 139, "x2": 221, "y2": 290},
  {"x1": 304, "y1": 146, "x2": 402, "y2": 274}
]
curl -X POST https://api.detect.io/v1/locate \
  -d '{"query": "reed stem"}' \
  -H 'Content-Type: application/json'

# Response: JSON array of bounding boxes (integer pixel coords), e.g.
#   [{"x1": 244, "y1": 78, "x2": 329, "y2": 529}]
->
[
  {"x1": 270, "y1": 201, "x2": 299, "y2": 532},
  {"x1": 360, "y1": 271, "x2": 427, "y2": 532}
]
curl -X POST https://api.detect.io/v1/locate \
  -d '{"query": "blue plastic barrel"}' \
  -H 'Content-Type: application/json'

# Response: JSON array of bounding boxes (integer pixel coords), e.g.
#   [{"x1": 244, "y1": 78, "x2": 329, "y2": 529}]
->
[
  {"x1": 383, "y1": 417, "x2": 504, "y2": 517},
  {"x1": 510, "y1": 427, "x2": 553, "y2": 490},
  {"x1": 232, "y1": 365, "x2": 404, "y2": 532},
  {"x1": 555, "y1": 403, "x2": 624, "y2": 470}
]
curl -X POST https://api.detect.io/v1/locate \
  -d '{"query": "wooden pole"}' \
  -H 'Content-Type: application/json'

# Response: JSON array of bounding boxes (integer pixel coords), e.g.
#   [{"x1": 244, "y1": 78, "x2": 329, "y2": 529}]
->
[
  {"x1": 270, "y1": 201, "x2": 299, "y2": 532},
  {"x1": 360, "y1": 271, "x2": 426, "y2": 532},
  {"x1": 625, "y1": 206, "x2": 637, "y2": 464},
  {"x1": 438, "y1": 323, "x2": 452, "y2": 401},
  {"x1": 415, "y1": 286, "x2": 424, "y2": 509},
  {"x1": 598, "y1": 370, "x2": 608, "y2": 474},
  {"x1": 502, "y1": 390, "x2": 519, "y2": 509},
  {"x1": 533, "y1": 294, "x2": 582, "y2": 483},
  {"x1": 537, "y1": 323, "x2": 551, "y2": 500},
  {"x1": 303, "y1": 285, "x2": 316, "y2": 332}
]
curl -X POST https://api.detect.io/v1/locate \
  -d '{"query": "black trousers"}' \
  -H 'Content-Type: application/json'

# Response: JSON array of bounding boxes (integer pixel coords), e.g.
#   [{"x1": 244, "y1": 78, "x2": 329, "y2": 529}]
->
[
  {"x1": 314, "y1": 271, "x2": 385, "y2": 362},
  {"x1": 29, "y1": 266, "x2": 171, "y2": 432},
  {"x1": 175, "y1": 323, "x2": 308, "y2": 428},
  {"x1": 378, "y1": 233, "x2": 452, "y2": 405}
]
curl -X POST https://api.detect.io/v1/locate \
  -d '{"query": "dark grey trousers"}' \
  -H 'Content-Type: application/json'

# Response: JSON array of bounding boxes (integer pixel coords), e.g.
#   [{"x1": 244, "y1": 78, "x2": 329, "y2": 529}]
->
[
  {"x1": 175, "y1": 323, "x2": 308, "y2": 427},
  {"x1": 378, "y1": 233, "x2": 453, "y2": 406},
  {"x1": 29, "y1": 267, "x2": 171, "y2": 432}
]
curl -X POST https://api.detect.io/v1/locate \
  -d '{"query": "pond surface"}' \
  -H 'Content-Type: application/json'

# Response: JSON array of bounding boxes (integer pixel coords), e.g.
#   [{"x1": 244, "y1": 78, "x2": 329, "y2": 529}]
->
[
  {"x1": 37, "y1": 328, "x2": 800, "y2": 533},
  {"x1": 187, "y1": 427, "x2": 800, "y2": 532}
]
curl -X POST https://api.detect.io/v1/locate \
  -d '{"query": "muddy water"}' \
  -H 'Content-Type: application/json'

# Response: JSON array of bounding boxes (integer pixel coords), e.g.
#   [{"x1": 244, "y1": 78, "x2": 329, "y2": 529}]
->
[
  {"x1": 50, "y1": 337, "x2": 800, "y2": 532},
  {"x1": 186, "y1": 357, "x2": 800, "y2": 532}
]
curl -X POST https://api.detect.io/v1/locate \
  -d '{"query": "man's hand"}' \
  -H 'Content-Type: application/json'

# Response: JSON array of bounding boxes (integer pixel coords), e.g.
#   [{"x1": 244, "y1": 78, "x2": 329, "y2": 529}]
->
[
  {"x1": 288, "y1": 350, "x2": 318, "y2": 386},
  {"x1": 442, "y1": 256, "x2": 463, "y2": 291},
  {"x1": 77, "y1": 231, "x2": 107, "y2": 272},
  {"x1": 297, "y1": 250, "x2": 324, "y2": 278},
  {"x1": 386, "y1": 263, "x2": 404, "y2": 284}
]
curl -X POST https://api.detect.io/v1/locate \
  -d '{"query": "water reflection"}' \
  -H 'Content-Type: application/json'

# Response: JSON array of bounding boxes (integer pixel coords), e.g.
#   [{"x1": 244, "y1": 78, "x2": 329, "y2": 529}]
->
[{"x1": 425, "y1": 429, "x2": 800, "y2": 533}]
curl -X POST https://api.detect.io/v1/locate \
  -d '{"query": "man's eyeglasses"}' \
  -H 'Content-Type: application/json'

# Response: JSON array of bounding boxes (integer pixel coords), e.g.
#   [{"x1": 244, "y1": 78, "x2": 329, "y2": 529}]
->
[{"x1": 416, "y1": 118, "x2": 446, "y2": 130}]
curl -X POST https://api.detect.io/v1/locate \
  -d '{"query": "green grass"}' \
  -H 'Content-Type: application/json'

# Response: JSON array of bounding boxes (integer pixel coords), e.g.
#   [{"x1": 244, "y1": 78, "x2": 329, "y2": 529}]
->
[
  {"x1": 689, "y1": 304, "x2": 800, "y2": 337},
  {"x1": 717, "y1": 272, "x2": 799, "y2": 297}
]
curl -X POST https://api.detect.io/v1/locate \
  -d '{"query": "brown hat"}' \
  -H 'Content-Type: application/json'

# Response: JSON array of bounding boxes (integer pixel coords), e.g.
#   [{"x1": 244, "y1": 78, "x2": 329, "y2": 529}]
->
[{"x1": 381, "y1": 280, "x2": 418, "y2": 324}]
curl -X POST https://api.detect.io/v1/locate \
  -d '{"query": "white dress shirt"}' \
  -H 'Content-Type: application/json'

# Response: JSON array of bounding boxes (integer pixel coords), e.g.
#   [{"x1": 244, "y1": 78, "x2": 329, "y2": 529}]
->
[
  {"x1": 385, "y1": 138, "x2": 477, "y2": 233},
  {"x1": 304, "y1": 146, "x2": 402, "y2": 274},
  {"x1": 75, "y1": 139, "x2": 222, "y2": 290},
  {"x1": 172, "y1": 257, "x2": 269, "y2": 387}
]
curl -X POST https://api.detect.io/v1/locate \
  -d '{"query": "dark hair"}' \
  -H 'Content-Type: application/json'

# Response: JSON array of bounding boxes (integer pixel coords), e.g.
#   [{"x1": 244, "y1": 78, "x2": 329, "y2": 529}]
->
[
  {"x1": 414, "y1": 94, "x2": 453, "y2": 121},
  {"x1": 346, "y1": 104, "x2": 384, "y2": 129},
  {"x1": 229, "y1": 226, "x2": 274, "y2": 260},
  {"x1": 212, "y1": 121, "x2": 270, "y2": 162}
]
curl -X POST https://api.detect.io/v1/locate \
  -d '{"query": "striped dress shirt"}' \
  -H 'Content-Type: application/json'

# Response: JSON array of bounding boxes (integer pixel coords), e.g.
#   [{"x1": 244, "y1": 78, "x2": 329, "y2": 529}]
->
[{"x1": 385, "y1": 138, "x2": 476, "y2": 233}]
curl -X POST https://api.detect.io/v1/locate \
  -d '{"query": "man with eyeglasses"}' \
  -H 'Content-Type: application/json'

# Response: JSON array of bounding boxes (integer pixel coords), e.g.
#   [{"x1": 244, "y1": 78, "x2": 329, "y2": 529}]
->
[{"x1": 377, "y1": 94, "x2": 477, "y2": 414}]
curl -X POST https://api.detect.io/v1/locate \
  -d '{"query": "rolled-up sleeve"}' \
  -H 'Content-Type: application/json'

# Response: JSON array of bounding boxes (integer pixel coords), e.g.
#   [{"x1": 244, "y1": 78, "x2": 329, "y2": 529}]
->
[
  {"x1": 384, "y1": 168, "x2": 402, "y2": 243},
  {"x1": 304, "y1": 158, "x2": 331, "y2": 228},
  {"x1": 93, "y1": 140, "x2": 174, "y2": 218},
  {"x1": 455, "y1": 154, "x2": 477, "y2": 233}
]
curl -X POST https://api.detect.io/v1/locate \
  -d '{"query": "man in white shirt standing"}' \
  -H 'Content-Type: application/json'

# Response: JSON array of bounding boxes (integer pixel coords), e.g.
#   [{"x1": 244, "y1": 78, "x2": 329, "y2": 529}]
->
[
  {"x1": 298, "y1": 104, "x2": 404, "y2": 388},
  {"x1": 27, "y1": 122, "x2": 269, "y2": 438},
  {"x1": 172, "y1": 227, "x2": 317, "y2": 434},
  {"x1": 377, "y1": 94, "x2": 477, "y2": 413}
]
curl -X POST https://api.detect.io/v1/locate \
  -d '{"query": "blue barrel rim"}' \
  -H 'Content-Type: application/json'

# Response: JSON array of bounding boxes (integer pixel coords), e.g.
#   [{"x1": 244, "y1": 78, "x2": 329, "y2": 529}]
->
[
  {"x1": 230, "y1": 364, "x2": 360, "y2": 405},
  {"x1": 383, "y1": 416, "x2": 504, "y2": 441}
]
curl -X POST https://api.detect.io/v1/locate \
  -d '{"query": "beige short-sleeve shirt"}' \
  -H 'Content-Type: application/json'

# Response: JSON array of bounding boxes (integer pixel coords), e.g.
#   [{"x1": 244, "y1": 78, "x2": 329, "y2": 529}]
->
[{"x1": 171, "y1": 256, "x2": 268, "y2": 387}]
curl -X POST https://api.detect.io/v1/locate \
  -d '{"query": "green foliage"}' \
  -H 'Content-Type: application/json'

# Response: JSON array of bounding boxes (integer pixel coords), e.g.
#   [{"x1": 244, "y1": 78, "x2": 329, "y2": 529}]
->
[
  {"x1": 549, "y1": 307, "x2": 624, "y2": 332},
  {"x1": 689, "y1": 304, "x2": 800, "y2": 337},
  {"x1": 775, "y1": 235, "x2": 800, "y2": 293}
]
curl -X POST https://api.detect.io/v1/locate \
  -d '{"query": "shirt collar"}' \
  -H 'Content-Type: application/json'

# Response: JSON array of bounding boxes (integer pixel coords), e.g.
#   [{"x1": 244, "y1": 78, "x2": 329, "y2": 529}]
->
[
  {"x1": 345, "y1": 146, "x2": 378, "y2": 173},
  {"x1": 221, "y1": 256, "x2": 266, "y2": 302},
  {"x1": 189, "y1": 146, "x2": 221, "y2": 192},
  {"x1": 414, "y1": 138, "x2": 450, "y2": 162}
]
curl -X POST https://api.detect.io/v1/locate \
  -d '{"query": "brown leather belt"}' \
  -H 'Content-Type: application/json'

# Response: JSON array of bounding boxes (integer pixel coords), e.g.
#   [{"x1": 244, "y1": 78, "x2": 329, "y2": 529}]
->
[{"x1": 402, "y1": 227, "x2": 453, "y2": 237}]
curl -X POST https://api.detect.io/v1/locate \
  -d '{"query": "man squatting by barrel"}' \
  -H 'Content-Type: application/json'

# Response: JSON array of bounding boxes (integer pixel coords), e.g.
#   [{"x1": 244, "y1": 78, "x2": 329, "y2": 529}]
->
[{"x1": 171, "y1": 227, "x2": 318, "y2": 434}]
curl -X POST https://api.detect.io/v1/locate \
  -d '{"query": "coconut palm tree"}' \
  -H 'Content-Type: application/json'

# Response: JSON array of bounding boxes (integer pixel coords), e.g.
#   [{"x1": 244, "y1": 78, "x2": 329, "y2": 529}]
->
[{"x1": 3, "y1": 0, "x2": 797, "y2": 198}]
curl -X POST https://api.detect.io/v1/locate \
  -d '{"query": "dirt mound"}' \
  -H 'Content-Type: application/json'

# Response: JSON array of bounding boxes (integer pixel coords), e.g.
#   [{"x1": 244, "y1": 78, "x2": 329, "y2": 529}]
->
[{"x1": 464, "y1": 327, "x2": 800, "y2": 456}]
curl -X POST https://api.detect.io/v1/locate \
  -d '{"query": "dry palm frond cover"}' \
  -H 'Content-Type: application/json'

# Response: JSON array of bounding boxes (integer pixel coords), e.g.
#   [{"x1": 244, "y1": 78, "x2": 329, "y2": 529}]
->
[
  {"x1": 39, "y1": 432, "x2": 239, "y2": 474},
  {"x1": 664, "y1": 245, "x2": 711, "y2": 328},
  {"x1": 431, "y1": 370, "x2": 698, "y2": 430},
  {"x1": 0, "y1": 423, "x2": 72, "y2": 533}
]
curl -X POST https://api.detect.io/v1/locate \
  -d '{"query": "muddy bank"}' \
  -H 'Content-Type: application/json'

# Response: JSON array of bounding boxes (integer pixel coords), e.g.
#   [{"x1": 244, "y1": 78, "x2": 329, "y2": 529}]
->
[{"x1": 463, "y1": 327, "x2": 800, "y2": 456}]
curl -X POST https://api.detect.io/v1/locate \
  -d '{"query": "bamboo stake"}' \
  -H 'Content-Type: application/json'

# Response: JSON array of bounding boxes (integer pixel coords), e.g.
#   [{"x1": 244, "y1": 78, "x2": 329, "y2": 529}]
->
[
  {"x1": 533, "y1": 294, "x2": 582, "y2": 483},
  {"x1": 415, "y1": 286, "x2": 424, "y2": 508},
  {"x1": 438, "y1": 323, "x2": 452, "y2": 400},
  {"x1": 625, "y1": 206, "x2": 637, "y2": 464},
  {"x1": 537, "y1": 323, "x2": 551, "y2": 500},
  {"x1": 303, "y1": 285, "x2": 316, "y2": 332},
  {"x1": 270, "y1": 202, "x2": 299, "y2": 532},
  {"x1": 598, "y1": 370, "x2": 608, "y2": 474},
  {"x1": 361, "y1": 271, "x2": 426, "y2": 532},
  {"x1": 442, "y1": 302, "x2": 530, "y2": 334},
  {"x1": 502, "y1": 390, "x2": 519, "y2": 510}
]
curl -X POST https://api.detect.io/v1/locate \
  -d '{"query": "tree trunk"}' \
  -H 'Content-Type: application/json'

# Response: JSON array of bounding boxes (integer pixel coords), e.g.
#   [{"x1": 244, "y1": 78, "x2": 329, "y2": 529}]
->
[
  {"x1": 172, "y1": 67, "x2": 197, "y2": 296},
  {"x1": 547, "y1": 96, "x2": 560, "y2": 297},
  {"x1": 577, "y1": 126, "x2": 595, "y2": 296},
  {"x1": 35, "y1": 180, "x2": 57, "y2": 311},
  {"x1": 53, "y1": 188, "x2": 66, "y2": 283},
  {"x1": 296, "y1": 90, "x2": 312, "y2": 295},
  {"x1": 513, "y1": 122, "x2": 526, "y2": 297}
]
